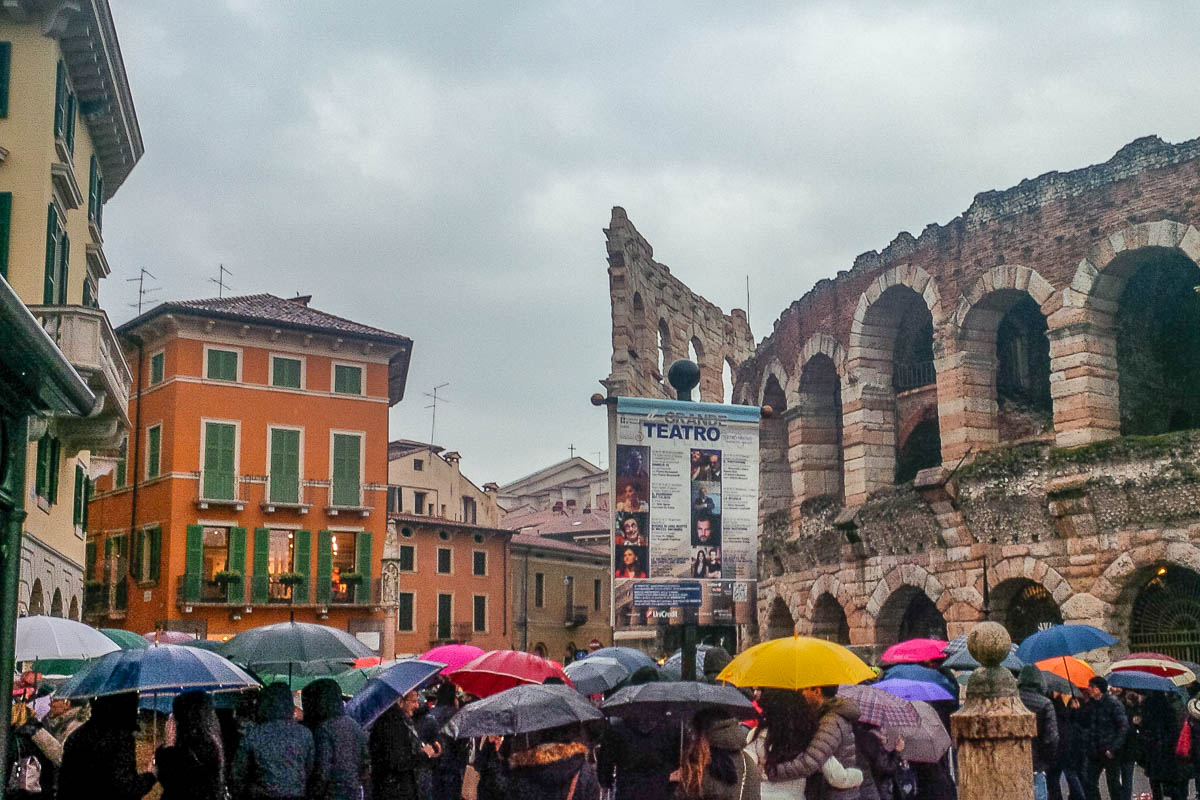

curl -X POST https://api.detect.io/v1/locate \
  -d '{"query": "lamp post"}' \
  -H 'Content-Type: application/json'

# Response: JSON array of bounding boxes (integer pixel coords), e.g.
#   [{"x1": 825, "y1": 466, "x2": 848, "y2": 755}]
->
[{"x1": 667, "y1": 359, "x2": 701, "y2": 682}]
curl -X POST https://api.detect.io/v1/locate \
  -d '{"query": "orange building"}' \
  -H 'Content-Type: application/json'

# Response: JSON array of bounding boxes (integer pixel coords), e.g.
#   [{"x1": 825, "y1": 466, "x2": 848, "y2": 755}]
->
[{"x1": 86, "y1": 294, "x2": 412, "y2": 654}]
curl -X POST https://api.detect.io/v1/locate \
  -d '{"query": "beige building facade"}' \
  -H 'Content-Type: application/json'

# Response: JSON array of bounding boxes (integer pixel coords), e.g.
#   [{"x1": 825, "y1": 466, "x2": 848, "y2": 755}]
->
[
  {"x1": 0, "y1": 1, "x2": 142, "y2": 619},
  {"x1": 510, "y1": 533, "x2": 610, "y2": 664},
  {"x1": 387, "y1": 440, "x2": 502, "y2": 526}
]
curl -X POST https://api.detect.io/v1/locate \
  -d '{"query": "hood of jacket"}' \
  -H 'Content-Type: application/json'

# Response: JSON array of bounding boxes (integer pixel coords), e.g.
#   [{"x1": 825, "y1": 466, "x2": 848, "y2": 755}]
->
[
  {"x1": 259, "y1": 682, "x2": 296, "y2": 722},
  {"x1": 509, "y1": 741, "x2": 588, "y2": 787},
  {"x1": 301, "y1": 678, "x2": 344, "y2": 727},
  {"x1": 1018, "y1": 665, "x2": 1047, "y2": 693},
  {"x1": 705, "y1": 718, "x2": 749, "y2": 752}
]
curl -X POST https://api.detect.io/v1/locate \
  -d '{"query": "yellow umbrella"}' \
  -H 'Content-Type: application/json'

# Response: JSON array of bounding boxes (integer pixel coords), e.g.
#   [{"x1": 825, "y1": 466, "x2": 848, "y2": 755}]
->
[{"x1": 716, "y1": 635, "x2": 876, "y2": 689}]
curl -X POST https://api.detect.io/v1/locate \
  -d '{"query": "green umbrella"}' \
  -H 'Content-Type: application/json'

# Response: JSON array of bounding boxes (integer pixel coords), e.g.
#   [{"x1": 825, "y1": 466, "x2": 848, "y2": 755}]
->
[
  {"x1": 100, "y1": 629, "x2": 150, "y2": 650},
  {"x1": 333, "y1": 662, "x2": 399, "y2": 697}
]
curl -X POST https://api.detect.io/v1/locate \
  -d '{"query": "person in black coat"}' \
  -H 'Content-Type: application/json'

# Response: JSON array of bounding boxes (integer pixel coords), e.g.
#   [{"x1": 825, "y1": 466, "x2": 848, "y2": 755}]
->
[
  {"x1": 1140, "y1": 689, "x2": 1188, "y2": 800},
  {"x1": 155, "y1": 690, "x2": 227, "y2": 800},
  {"x1": 596, "y1": 668, "x2": 679, "y2": 800},
  {"x1": 369, "y1": 691, "x2": 437, "y2": 800},
  {"x1": 303, "y1": 678, "x2": 371, "y2": 800},
  {"x1": 1081, "y1": 678, "x2": 1128, "y2": 800},
  {"x1": 1047, "y1": 694, "x2": 1086, "y2": 800},
  {"x1": 508, "y1": 725, "x2": 599, "y2": 800},
  {"x1": 57, "y1": 692, "x2": 156, "y2": 800},
  {"x1": 852, "y1": 721, "x2": 903, "y2": 800},
  {"x1": 473, "y1": 736, "x2": 509, "y2": 800},
  {"x1": 428, "y1": 682, "x2": 470, "y2": 800},
  {"x1": 1017, "y1": 666, "x2": 1059, "y2": 798},
  {"x1": 230, "y1": 682, "x2": 315, "y2": 800}
]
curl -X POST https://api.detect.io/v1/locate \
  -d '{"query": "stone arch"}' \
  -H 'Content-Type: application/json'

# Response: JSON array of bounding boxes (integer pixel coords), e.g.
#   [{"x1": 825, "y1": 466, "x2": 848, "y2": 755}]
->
[
  {"x1": 630, "y1": 292, "x2": 650, "y2": 360},
  {"x1": 844, "y1": 266, "x2": 944, "y2": 504},
  {"x1": 759, "y1": 370, "x2": 792, "y2": 523},
  {"x1": 946, "y1": 266, "x2": 1057, "y2": 457},
  {"x1": 51, "y1": 588, "x2": 63, "y2": 617},
  {"x1": 68, "y1": 596, "x2": 79, "y2": 621},
  {"x1": 1054, "y1": 221, "x2": 1200, "y2": 446},
  {"x1": 28, "y1": 580, "x2": 45, "y2": 616},
  {"x1": 758, "y1": 358, "x2": 790, "y2": 408},
  {"x1": 811, "y1": 593, "x2": 851, "y2": 645},
  {"x1": 804, "y1": 573, "x2": 854, "y2": 621},
  {"x1": 867, "y1": 563, "x2": 950, "y2": 646},
  {"x1": 795, "y1": 332, "x2": 848, "y2": 388},
  {"x1": 765, "y1": 595, "x2": 796, "y2": 639},
  {"x1": 1088, "y1": 539, "x2": 1200, "y2": 654},
  {"x1": 657, "y1": 318, "x2": 673, "y2": 379},
  {"x1": 978, "y1": 556, "x2": 1073, "y2": 608},
  {"x1": 721, "y1": 357, "x2": 736, "y2": 404},
  {"x1": 790, "y1": 350, "x2": 844, "y2": 504}
]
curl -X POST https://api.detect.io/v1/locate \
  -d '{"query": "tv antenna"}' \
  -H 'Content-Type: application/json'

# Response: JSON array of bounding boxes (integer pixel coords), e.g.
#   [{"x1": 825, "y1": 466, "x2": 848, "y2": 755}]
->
[
  {"x1": 209, "y1": 264, "x2": 233, "y2": 298},
  {"x1": 594, "y1": 450, "x2": 604, "y2": 469},
  {"x1": 424, "y1": 383, "x2": 450, "y2": 452},
  {"x1": 126, "y1": 268, "x2": 160, "y2": 314}
]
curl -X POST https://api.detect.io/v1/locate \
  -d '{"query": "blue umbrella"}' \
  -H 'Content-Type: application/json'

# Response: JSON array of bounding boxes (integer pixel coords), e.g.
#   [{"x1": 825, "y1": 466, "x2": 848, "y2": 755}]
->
[
  {"x1": 882, "y1": 665, "x2": 958, "y2": 700},
  {"x1": 54, "y1": 643, "x2": 258, "y2": 699},
  {"x1": 344, "y1": 659, "x2": 445, "y2": 728},
  {"x1": 1015, "y1": 625, "x2": 1116, "y2": 664},
  {"x1": 581, "y1": 647, "x2": 657, "y2": 673},
  {"x1": 660, "y1": 645, "x2": 717, "y2": 680},
  {"x1": 1106, "y1": 669, "x2": 1179, "y2": 694}
]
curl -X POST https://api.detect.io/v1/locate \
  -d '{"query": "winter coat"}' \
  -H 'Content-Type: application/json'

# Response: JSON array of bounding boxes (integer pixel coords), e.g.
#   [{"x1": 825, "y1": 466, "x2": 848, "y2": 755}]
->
[
  {"x1": 230, "y1": 683, "x2": 315, "y2": 799},
  {"x1": 428, "y1": 703, "x2": 470, "y2": 800},
  {"x1": 911, "y1": 755, "x2": 955, "y2": 800},
  {"x1": 474, "y1": 737, "x2": 510, "y2": 800},
  {"x1": 1085, "y1": 692, "x2": 1128, "y2": 759},
  {"x1": 852, "y1": 723, "x2": 902, "y2": 800},
  {"x1": 596, "y1": 717, "x2": 679, "y2": 800},
  {"x1": 768, "y1": 697, "x2": 861, "y2": 800},
  {"x1": 156, "y1": 736, "x2": 226, "y2": 800},
  {"x1": 508, "y1": 742, "x2": 600, "y2": 800},
  {"x1": 369, "y1": 705, "x2": 428, "y2": 800},
  {"x1": 302, "y1": 679, "x2": 370, "y2": 800},
  {"x1": 57, "y1": 694, "x2": 156, "y2": 800},
  {"x1": 1062, "y1": 699, "x2": 1091, "y2": 771},
  {"x1": 1140, "y1": 691, "x2": 1189, "y2": 783},
  {"x1": 43, "y1": 705, "x2": 88, "y2": 745},
  {"x1": 692, "y1": 718, "x2": 759, "y2": 800},
  {"x1": 1017, "y1": 666, "x2": 1059, "y2": 773},
  {"x1": 1186, "y1": 698, "x2": 1200, "y2": 775}
]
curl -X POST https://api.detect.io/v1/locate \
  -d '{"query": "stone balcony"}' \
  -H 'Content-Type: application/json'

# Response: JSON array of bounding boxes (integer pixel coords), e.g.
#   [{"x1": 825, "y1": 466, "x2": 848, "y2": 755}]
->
[{"x1": 29, "y1": 304, "x2": 131, "y2": 451}]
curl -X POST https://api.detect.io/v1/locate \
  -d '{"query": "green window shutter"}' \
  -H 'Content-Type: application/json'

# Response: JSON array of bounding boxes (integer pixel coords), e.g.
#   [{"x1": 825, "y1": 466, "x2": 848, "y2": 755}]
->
[
  {"x1": 227, "y1": 526, "x2": 246, "y2": 603},
  {"x1": 43, "y1": 205, "x2": 57, "y2": 304},
  {"x1": 0, "y1": 42, "x2": 10, "y2": 119},
  {"x1": 147, "y1": 426, "x2": 161, "y2": 479},
  {"x1": 356, "y1": 531, "x2": 373, "y2": 600},
  {"x1": 57, "y1": 232, "x2": 69, "y2": 304},
  {"x1": 115, "y1": 437, "x2": 127, "y2": 487},
  {"x1": 150, "y1": 352, "x2": 164, "y2": 384},
  {"x1": 203, "y1": 422, "x2": 235, "y2": 499},
  {"x1": 269, "y1": 428, "x2": 300, "y2": 504},
  {"x1": 207, "y1": 349, "x2": 238, "y2": 381},
  {"x1": 251, "y1": 527, "x2": 270, "y2": 604},
  {"x1": 0, "y1": 192, "x2": 11, "y2": 280},
  {"x1": 85, "y1": 540, "x2": 96, "y2": 582},
  {"x1": 88, "y1": 156, "x2": 98, "y2": 221},
  {"x1": 397, "y1": 593, "x2": 413, "y2": 631},
  {"x1": 183, "y1": 525, "x2": 203, "y2": 602},
  {"x1": 48, "y1": 439, "x2": 60, "y2": 503},
  {"x1": 273, "y1": 357, "x2": 301, "y2": 389},
  {"x1": 53, "y1": 61, "x2": 65, "y2": 137},
  {"x1": 148, "y1": 528, "x2": 161, "y2": 583},
  {"x1": 73, "y1": 465, "x2": 83, "y2": 525},
  {"x1": 35, "y1": 436, "x2": 48, "y2": 497},
  {"x1": 334, "y1": 365, "x2": 362, "y2": 394},
  {"x1": 64, "y1": 91, "x2": 75, "y2": 153},
  {"x1": 95, "y1": 176, "x2": 103, "y2": 229},
  {"x1": 331, "y1": 434, "x2": 360, "y2": 506},
  {"x1": 293, "y1": 530, "x2": 311, "y2": 603},
  {"x1": 316, "y1": 530, "x2": 332, "y2": 604},
  {"x1": 129, "y1": 529, "x2": 143, "y2": 583},
  {"x1": 81, "y1": 476, "x2": 90, "y2": 530}
]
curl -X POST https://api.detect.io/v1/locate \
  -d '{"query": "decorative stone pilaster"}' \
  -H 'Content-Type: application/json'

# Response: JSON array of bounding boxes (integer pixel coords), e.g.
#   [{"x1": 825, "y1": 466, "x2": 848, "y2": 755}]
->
[{"x1": 950, "y1": 622, "x2": 1037, "y2": 800}]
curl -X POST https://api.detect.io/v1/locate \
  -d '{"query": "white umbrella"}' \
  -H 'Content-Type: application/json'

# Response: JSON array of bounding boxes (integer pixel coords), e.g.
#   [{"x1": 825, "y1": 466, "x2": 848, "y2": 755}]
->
[{"x1": 15, "y1": 616, "x2": 120, "y2": 662}]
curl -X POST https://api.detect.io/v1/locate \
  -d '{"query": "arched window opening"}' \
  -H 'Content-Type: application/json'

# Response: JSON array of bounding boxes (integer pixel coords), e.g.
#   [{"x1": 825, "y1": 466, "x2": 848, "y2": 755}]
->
[
  {"x1": 689, "y1": 337, "x2": 705, "y2": 399},
  {"x1": 760, "y1": 375, "x2": 792, "y2": 519},
  {"x1": 1130, "y1": 565, "x2": 1200, "y2": 663},
  {"x1": 896, "y1": 416, "x2": 941, "y2": 483},
  {"x1": 658, "y1": 319, "x2": 672, "y2": 379},
  {"x1": 996, "y1": 296, "x2": 1052, "y2": 414},
  {"x1": 51, "y1": 589, "x2": 63, "y2": 617},
  {"x1": 630, "y1": 292, "x2": 647, "y2": 360},
  {"x1": 28, "y1": 580, "x2": 45, "y2": 616},
  {"x1": 877, "y1": 585, "x2": 947, "y2": 647},
  {"x1": 893, "y1": 300, "x2": 935, "y2": 392},
  {"x1": 765, "y1": 596, "x2": 795, "y2": 639},
  {"x1": 722, "y1": 359, "x2": 735, "y2": 404},
  {"x1": 68, "y1": 596, "x2": 79, "y2": 621},
  {"x1": 993, "y1": 578, "x2": 1062, "y2": 644},
  {"x1": 1114, "y1": 249, "x2": 1200, "y2": 435},
  {"x1": 811, "y1": 593, "x2": 850, "y2": 645},
  {"x1": 763, "y1": 375, "x2": 787, "y2": 414},
  {"x1": 796, "y1": 354, "x2": 843, "y2": 501}
]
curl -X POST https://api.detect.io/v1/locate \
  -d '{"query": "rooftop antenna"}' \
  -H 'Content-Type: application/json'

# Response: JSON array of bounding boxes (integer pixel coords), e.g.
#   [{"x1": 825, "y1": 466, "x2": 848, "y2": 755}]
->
[
  {"x1": 126, "y1": 268, "x2": 159, "y2": 314},
  {"x1": 423, "y1": 383, "x2": 450, "y2": 453},
  {"x1": 746, "y1": 275, "x2": 750, "y2": 320},
  {"x1": 209, "y1": 264, "x2": 232, "y2": 298},
  {"x1": 568, "y1": 444, "x2": 576, "y2": 459},
  {"x1": 593, "y1": 450, "x2": 604, "y2": 469}
]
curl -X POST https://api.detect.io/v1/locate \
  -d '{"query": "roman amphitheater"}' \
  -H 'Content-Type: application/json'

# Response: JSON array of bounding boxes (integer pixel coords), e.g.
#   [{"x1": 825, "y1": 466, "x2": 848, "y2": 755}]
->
[{"x1": 604, "y1": 135, "x2": 1200, "y2": 663}]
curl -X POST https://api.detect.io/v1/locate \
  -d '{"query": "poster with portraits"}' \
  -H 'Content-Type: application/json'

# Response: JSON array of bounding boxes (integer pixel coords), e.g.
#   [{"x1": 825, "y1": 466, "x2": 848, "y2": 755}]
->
[{"x1": 611, "y1": 397, "x2": 760, "y2": 630}]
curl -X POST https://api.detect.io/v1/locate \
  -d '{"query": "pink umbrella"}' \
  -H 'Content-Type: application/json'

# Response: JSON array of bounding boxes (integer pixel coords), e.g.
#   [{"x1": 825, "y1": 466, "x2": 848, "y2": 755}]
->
[
  {"x1": 143, "y1": 630, "x2": 195, "y2": 645},
  {"x1": 421, "y1": 644, "x2": 485, "y2": 675},
  {"x1": 880, "y1": 638, "x2": 948, "y2": 665}
]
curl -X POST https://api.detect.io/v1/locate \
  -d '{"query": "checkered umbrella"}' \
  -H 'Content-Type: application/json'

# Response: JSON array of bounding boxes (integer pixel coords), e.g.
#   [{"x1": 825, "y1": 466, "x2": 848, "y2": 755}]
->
[{"x1": 837, "y1": 684, "x2": 921, "y2": 728}]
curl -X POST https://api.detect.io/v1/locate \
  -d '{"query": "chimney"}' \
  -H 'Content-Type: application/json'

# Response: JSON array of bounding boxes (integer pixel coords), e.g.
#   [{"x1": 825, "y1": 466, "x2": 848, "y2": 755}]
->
[
  {"x1": 289, "y1": 294, "x2": 312, "y2": 307},
  {"x1": 552, "y1": 501, "x2": 564, "y2": 514}
]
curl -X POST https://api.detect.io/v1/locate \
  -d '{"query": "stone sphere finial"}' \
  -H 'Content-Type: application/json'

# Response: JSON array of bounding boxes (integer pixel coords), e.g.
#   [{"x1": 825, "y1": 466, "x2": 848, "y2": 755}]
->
[{"x1": 966, "y1": 621, "x2": 1011, "y2": 668}]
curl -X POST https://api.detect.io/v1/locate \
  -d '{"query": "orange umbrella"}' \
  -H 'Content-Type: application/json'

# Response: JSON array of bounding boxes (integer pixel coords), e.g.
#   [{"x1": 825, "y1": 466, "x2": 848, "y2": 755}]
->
[{"x1": 1036, "y1": 656, "x2": 1094, "y2": 688}]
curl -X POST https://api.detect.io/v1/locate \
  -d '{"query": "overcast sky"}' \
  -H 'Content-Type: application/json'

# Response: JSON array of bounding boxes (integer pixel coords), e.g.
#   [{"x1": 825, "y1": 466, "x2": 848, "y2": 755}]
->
[{"x1": 101, "y1": 1, "x2": 1200, "y2": 488}]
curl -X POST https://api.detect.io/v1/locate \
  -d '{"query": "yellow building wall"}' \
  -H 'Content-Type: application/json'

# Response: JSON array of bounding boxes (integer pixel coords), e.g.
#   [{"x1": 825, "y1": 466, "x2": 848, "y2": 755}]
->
[{"x1": 388, "y1": 452, "x2": 502, "y2": 526}]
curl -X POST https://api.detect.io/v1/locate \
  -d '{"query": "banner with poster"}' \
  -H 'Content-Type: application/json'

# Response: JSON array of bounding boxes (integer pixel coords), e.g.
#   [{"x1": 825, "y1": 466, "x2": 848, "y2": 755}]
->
[{"x1": 611, "y1": 397, "x2": 760, "y2": 631}]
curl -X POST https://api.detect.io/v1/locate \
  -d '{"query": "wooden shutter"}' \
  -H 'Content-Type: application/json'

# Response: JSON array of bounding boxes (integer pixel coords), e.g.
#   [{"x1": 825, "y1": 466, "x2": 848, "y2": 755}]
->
[
  {"x1": 0, "y1": 192, "x2": 10, "y2": 279},
  {"x1": 269, "y1": 428, "x2": 300, "y2": 504},
  {"x1": 129, "y1": 529, "x2": 143, "y2": 583},
  {"x1": 293, "y1": 530, "x2": 311, "y2": 603},
  {"x1": 316, "y1": 530, "x2": 332, "y2": 604},
  {"x1": 81, "y1": 476, "x2": 90, "y2": 531},
  {"x1": 356, "y1": 531, "x2": 373, "y2": 602},
  {"x1": 48, "y1": 439, "x2": 60, "y2": 503},
  {"x1": 73, "y1": 465, "x2": 84, "y2": 526},
  {"x1": 227, "y1": 526, "x2": 246, "y2": 603},
  {"x1": 115, "y1": 438, "x2": 127, "y2": 487},
  {"x1": 204, "y1": 422, "x2": 235, "y2": 499},
  {"x1": 0, "y1": 42, "x2": 9, "y2": 119},
  {"x1": 183, "y1": 525, "x2": 203, "y2": 602},
  {"x1": 88, "y1": 156, "x2": 98, "y2": 220},
  {"x1": 43, "y1": 205, "x2": 57, "y2": 304},
  {"x1": 85, "y1": 540, "x2": 96, "y2": 582},
  {"x1": 149, "y1": 528, "x2": 161, "y2": 583},
  {"x1": 147, "y1": 426, "x2": 161, "y2": 479},
  {"x1": 332, "y1": 434, "x2": 360, "y2": 506},
  {"x1": 53, "y1": 61, "x2": 65, "y2": 136},
  {"x1": 251, "y1": 527, "x2": 270, "y2": 604}
]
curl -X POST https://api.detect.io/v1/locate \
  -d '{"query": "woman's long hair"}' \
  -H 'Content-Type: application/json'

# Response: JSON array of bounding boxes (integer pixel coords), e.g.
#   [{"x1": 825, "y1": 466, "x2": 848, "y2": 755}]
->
[
  {"x1": 172, "y1": 690, "x2": 225, "y2": 788},
  {"x1": 757, "y1": 689, "x2": 819, "y2": 773},
  {"x1": 680, "y1": 709, "x2": 738, "y2": 797}
]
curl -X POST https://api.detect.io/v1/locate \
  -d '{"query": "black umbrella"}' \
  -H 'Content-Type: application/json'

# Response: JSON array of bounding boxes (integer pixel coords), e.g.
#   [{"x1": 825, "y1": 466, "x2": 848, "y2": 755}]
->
[
  {"x1": 601, "y1": 680, "x2": 756, "y2": 721},
  {"x1": 220, "y1": 621, "x2": 375, "y2": 678},
  {"x1": 446, "y1": 684, "x2": 605, "y2": 739}
]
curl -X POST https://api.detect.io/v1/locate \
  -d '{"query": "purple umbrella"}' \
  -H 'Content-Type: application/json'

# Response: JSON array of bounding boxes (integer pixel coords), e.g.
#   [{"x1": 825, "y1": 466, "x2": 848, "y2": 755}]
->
[{"x1": 873, "y1": 677, "x2": 954, "y2": 703}]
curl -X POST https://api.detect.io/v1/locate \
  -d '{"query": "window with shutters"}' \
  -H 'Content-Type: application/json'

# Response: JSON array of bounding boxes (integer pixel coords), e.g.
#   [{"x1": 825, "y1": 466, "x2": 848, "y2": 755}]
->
[
  {"x1": 399, "y1": 544, "x2": 415, "y2": 572},
  {"x1": 473, "y1": 595, "x2": 487, "y2": 633},
  {"x1": 35, "y1": 435, "x2": 60, "y2": 505},
  {"x1": 437, "y1": 547, "x2": 452, "y2": 575},
  {"x1": 201, "y1": 526, "x2": 230, "y2": 602},
  {"x1": 0, "y1": 42, "x2": 9, "y2": 119},
  {"x1": 270, "y1": 355, "x2": 303, "y2": 389},
  {"x1": 332, "y1": 363, "x2": 363, "y2": 395},
  {"x1": 0, "y1": 192, "x2": 11, "y2": 279},
  {"x1": 462, "y1": 496, "x2": 477, "y2": 523},
  {"x1": 131, "y1": 527, "x2": 161, "y2": 585},
  {"x1": 114, "y1": 436, "x2": 127, "y2": 488},
  {"x1": 397, "y1": 592, "x2": 415, "y2": 632},
  {"x1": 87, "y1": 155, "x2": 104, "y2": 230},
  {"x1": 53, "y1": 60, "x2": 66, "y2": 139},
  {"x1": 43, "y1": 205, "x2": 65, "y2": 304},
  {"x1": 330, "y1": 432, "x2": 362, "y2": 507},
  {"x1": 205, "y1": 347, "x2": 239, "y2": 381},
  {"x1": 267, "y1": 529, "x2": 296, "y2": 601},
  {"x1": 146, "y1": 424, "x2": 162, "y2": 480},
  {"x1": 201, "y1": 421, "x2": 237, "y2": 500},
  {"x1": 149, "y1": 351, "x2": 165, "y2": 385},
  {"x1": 73, "y1": 464, "x2": 88, "y2": 528},
  {"x1": 436, "y1": 593, "x2": 453, "y2": 640},
  {"x1": 472, "y1": 551, "x2": 487, "y2": 576},
  {"x1": 268, "y1": 427, "x2": 302, "y2": 504},
  {"x1": 330, "y1": 531, "x2": 357, "y2": 603},
  {"x1": 387, "y1": 487, "x2": 403, "y2": 514},
  {"x1": 534, "y1": 572, "x2": 545, "y2": 608}
]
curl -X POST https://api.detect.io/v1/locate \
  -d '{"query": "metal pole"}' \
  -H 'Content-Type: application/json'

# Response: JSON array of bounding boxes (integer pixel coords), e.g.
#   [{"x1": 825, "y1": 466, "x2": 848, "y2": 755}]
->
[
  {"x1": 0, "y1": 416, "x2": 31, "y2": 799},
  {"x1": 667, "y1": 360, "x2": 701, "y2": 682}
]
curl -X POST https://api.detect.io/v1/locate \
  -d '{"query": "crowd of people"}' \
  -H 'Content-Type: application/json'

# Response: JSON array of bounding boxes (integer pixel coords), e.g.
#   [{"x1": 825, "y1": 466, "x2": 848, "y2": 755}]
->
[{"x1": 9, "y1": 650, "x2": 1200, "y2": 800}]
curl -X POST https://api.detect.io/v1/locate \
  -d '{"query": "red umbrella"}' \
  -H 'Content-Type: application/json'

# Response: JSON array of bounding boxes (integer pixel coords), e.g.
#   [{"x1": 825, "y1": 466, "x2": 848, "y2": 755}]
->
[
  {"x1": 881, "y1": 638, "x2": 948, "y2": 665},
  {"x1": 448, "y1": 650, "x2": 572, "y2": 697},
  {"x1": 1110, "y1": 652, "x2": 1195, "y2": 684}
]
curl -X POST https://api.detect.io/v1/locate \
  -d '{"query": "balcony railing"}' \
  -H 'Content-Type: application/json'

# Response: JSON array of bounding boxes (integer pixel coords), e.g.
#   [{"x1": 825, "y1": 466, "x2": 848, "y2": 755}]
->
[
  {"x1": 565, "y1": 604, "x2": 589, "y2": 629},
  {"x1": 325, "y1": 482, "x2": 371, "y2": 516},
  {"x1": 894, "y1": 360, "x2": 937, "y2": 392},
  {"x1": 429, "y1": 622, "x2": 473, "y2": 645},
  {"x1": 29, "y1": 304, "x2": 132, "y2": 450},
  {"x1": 84, "y1": 559, "x2": 127, "y2": 620},
  {"x1": 177, "y1": 575, "x2": 384, "y2": 609},
  {"x1": 197, "y1": 471, "x2": 246, "y2": 510},
  {"x1": 330, "y1": 578, "x2": 383, "y2": 606},
  {"x1": 262, "y1": 474, "x2": 312, "y2": 513}
]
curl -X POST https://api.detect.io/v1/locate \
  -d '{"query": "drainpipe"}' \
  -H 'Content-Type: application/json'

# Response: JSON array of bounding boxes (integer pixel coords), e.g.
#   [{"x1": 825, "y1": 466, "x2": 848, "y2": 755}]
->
[
  {"x1": 126, "y1": 336, "x2": 144, "y2": 618},
  {"x1": 521, "y1": 545, "x2": 529, "y2": 651}
]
